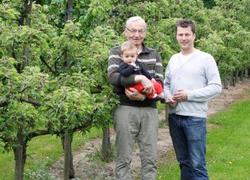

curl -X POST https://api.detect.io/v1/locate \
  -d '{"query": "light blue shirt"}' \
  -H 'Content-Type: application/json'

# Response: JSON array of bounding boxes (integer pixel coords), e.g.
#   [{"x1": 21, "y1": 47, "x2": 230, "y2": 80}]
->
[{"x1": 164, "y1": 49, "x2": 222, "y2": 118}]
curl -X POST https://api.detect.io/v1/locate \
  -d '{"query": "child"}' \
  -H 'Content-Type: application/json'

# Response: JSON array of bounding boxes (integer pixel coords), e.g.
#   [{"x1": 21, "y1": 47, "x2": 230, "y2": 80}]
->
[{"x1": 117, "y1": 41, "x2": 163, "y2": 100}]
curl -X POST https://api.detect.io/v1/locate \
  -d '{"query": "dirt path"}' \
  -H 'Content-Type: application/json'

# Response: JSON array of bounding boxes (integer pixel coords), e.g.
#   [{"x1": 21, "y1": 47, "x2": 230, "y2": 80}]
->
[{"x1": 49, "y1": 79, "x2": 250, "y2": 180}]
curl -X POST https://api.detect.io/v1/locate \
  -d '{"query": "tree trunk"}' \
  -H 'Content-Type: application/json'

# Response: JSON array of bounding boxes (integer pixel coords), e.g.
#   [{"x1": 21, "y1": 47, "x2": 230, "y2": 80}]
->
[
  {"x1": 222, "y1": 79, "x2": 229, "y2": 89},
  {"x1": 230, "y1": 73, "x2": 236, "y2": 87},
  {"x1": 239, "y1": 70, "x2": 244, "y2": 81},
  {"x1": 64, "y1": 131, "x2": 70, "y2": 180},
  {"x1": 61, "y1": 2, "x2": 75, "y2": 179},
  {"x1": 19, "y1": 0, "x2": 32, "y2": 26},
  {"x1": 13, "y1": 131, "x2": 27, "y2": 180},
  {"x1": 245, "y1": 69, "x2": 249, "y2": 78},
  {"x1": 16, "y1": 0, "x2": 32, "y2": 73},
  {"x1": 101, "y1": 127, "x2": 113, "y2": 162},
  {"x1": 65, "y1": 0, "x2": 74, "y2": 21},
  {"x1": 235, "y1": 70, "x2": 239, "y2": 84},
  {"x1": 61, "y1": 132, "x2": 75, "y2": 180}
]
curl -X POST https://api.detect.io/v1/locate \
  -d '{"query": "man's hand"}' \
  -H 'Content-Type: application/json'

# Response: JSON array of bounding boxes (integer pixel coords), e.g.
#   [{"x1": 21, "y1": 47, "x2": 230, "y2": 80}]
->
[
  {"x1": 173, "y1": 90, "x2": 187, "y2": 102},
  {"x1": 125, "y1": 88, "x2": 146, "y2": 101}
]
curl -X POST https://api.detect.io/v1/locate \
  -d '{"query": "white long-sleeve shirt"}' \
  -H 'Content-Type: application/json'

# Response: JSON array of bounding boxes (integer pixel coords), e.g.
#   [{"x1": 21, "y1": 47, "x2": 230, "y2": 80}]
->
[{"x1": 164, "y1": 49, "x2": 222, "y2": 118}]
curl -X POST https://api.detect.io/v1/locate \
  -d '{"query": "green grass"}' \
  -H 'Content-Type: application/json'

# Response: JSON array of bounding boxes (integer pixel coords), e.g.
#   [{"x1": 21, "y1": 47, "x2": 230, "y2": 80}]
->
[
  {"x1": 2, "y1": 94, "x2": 250, "y2": 180},
  {"x1": 0, "y1": 127, "x2": 102, "y2": 180},
  {"x1": 157, "y1": 93, "x2": 250, "y2": 180}
]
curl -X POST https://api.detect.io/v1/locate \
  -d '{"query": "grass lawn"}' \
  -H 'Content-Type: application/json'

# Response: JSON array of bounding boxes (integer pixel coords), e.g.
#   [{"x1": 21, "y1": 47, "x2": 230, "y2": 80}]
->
[
  {"x1": 0, "y1": 128, "x2": 102, "y2": 180},
  {"x1": 157, "y1": 92, "x2": 250, "y2": 180}
]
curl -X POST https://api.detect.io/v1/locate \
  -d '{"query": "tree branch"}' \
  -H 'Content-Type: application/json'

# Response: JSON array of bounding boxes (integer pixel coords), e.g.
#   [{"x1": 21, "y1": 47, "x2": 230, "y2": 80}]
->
[
  {"x1": 19, "y1": 0, "x2": 33, "y2": 26},
  {"x1": 40, "y1": 55, "x2": 57, "y2": 74},
  {"x1": 64, "y1": 0, "x2": 74, "y2": 21},
  {"x1": 20, "y1": 98, "x2": 41, "y2": 107},
  {"x1": 0, "y1": 101, "x2": 9, "y2": 107},
  {"x1": 28, "y1": 129, "x2": 50, "y2": 139}
]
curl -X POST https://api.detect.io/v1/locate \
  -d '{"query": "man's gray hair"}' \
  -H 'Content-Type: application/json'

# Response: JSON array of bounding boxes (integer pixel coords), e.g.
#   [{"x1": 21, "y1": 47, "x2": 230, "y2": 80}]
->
[{"x1": 125, "y1": 16, "x2": 147, "y2": 30}]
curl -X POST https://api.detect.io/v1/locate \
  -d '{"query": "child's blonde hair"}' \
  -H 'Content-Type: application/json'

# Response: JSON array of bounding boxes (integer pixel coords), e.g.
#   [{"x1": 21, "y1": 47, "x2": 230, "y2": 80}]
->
[{"x1": 120, "y1": 41, "x2": 137, "y2": 55}]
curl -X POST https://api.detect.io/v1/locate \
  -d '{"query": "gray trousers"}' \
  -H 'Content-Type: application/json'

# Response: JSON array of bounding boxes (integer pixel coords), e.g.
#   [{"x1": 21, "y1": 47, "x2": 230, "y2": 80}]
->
[{"x1": 113, "y1": 105, "x2": 159, "y2": 180}]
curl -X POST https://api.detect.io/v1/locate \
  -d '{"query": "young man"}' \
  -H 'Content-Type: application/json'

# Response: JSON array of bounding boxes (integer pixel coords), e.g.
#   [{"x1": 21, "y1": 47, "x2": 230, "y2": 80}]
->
[
  {"x1": 108, "y1": 16, "x2": 163, "y2": 180},
  {"x1": 164, "y1": 19, "x2": 222, "y2": 179}
]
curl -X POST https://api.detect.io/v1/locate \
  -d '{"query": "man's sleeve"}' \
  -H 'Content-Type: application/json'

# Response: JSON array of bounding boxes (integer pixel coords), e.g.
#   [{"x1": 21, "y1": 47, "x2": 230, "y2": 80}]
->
[
  {"x1": 107, "y1": 47, "x2": 136, "y2": 86},
  {"x1": 154, "y1": 51, "x2": 164, "y2": 84},
  {"x1": 164, "y1": 61, "x2": 172, "y2": 100},
  {"x1": 187, "y1": 56, "x2": 222, "y2": 102}
]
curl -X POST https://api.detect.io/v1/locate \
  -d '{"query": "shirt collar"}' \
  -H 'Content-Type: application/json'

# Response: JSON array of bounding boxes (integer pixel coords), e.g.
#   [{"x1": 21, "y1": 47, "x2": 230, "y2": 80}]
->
[{"x1": 140, "y1": 43, "x2": 152, "y2": 54}]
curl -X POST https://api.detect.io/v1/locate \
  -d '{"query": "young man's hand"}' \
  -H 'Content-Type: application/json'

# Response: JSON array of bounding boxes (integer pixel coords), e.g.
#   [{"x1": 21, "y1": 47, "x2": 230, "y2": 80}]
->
[{"x1": 173, "y1": 90, "x2": 187, "y2": 102}]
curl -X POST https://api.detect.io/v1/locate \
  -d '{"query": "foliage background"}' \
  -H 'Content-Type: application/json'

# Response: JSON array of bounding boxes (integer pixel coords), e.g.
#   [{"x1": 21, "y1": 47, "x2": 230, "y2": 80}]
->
[{"x1": 0, "y1": 0, "x2": 249, "y2": 178}]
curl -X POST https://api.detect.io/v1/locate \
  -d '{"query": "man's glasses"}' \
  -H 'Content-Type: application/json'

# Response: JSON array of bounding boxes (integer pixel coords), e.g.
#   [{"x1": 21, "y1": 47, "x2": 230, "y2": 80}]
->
[{"x1": 126, "y1": 27, "x2": 146, "y2": 34}]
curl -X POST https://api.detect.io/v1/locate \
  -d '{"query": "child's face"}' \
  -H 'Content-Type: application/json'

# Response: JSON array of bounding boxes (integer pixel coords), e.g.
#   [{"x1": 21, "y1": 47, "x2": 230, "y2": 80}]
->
[{"x1": 122, "y1": 49, "x2": 137, "y2": 64}]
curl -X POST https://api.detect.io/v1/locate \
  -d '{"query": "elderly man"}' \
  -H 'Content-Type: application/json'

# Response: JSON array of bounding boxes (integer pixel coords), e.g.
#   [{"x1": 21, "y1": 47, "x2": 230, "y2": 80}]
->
[{"x1": 108, "y1": 16, "x2": 163, "y2": 180}]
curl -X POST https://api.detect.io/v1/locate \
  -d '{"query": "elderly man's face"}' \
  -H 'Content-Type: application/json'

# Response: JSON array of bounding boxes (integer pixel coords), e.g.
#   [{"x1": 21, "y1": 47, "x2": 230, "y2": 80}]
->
[{"x1": 124, "y1": 21, "x2": 146, "y2": 47}]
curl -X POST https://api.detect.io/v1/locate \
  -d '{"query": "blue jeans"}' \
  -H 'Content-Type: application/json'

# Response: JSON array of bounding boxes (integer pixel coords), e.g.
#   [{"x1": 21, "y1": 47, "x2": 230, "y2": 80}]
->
[{"x1": 168, "y1": 114, "x2": 208, "y2": 180}]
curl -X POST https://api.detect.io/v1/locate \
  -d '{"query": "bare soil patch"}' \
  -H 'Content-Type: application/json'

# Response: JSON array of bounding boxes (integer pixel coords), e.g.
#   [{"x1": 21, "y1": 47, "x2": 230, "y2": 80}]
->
[{"x1": 49, "y1": 79, "x2": 250, "y2": 180}]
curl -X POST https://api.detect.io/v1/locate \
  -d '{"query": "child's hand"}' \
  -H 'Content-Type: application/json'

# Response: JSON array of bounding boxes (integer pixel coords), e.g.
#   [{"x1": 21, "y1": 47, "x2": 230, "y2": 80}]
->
[
  {"x1": 166, "y1": 96, "x2": 177, "y2": 107},
  {"x1": 129, "y1": 62, "x2": 136, "y2": 67}
]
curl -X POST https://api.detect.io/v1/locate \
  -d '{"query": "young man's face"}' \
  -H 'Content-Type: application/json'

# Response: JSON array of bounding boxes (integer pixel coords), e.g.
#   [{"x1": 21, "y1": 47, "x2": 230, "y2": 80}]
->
[
  {"x1": 122, "y1": 49, "x2": 138, "y2": 64},
  {"x1": 124, "y1": 21, "x2": 146, "y2": 47},
  {"x1": 176, "y1": 26, "x2": 195, "y2": 51}
]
